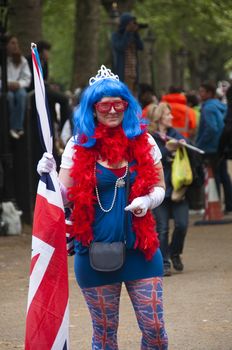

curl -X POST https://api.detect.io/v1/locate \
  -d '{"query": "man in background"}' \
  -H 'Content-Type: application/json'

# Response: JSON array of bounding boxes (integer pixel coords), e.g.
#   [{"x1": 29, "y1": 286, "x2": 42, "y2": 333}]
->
[
  {"x1": 111, "y1": 13, "x2": 144, "y2": 96},
  {"x1": 162, "y1": 86, "x2": 197, "y2": 141},
  {"x1": 196, "y1": 82, "x2": 232, "y2": 214}
]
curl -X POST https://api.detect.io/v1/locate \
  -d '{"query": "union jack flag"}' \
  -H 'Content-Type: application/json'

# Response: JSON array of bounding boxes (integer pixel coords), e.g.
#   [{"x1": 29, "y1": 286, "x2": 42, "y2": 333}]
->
[{"x1": 25, "y1": 44, "x2": 69, "y2": 349}]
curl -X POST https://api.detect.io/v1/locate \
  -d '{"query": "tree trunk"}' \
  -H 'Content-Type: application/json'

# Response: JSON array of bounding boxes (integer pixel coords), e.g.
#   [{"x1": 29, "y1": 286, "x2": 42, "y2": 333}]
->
[
  {"x1": 170, "y1": 51, "x2": 180, "y2": 88},
  {"x1": 117, "y1": 0, "x2": 135, "y2": 13},
  {"x1": 72, "y1": 0, "x2": 101, "y2": 89},
  {"x1": 188, "y1": 52, "x2": 201, "y2": 90},
  {"x1": 101, "y1": 0, "x2": 135, "y2": 14},
  {"x1": 154, "y1": 44, "x2": 172, "y2": 97},
  {"x1": 8, "y1": 0, "x2": 42, "y2": 56},
  {"x1": 138, "y1": 30, "x2": 153, "y2": 86}
]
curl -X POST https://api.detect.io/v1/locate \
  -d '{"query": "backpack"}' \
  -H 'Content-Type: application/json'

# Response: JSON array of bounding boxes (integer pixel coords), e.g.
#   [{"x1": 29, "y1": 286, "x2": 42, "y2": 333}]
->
[
  {"x1": 1, "y1": 202, "x2": 22, "y2": 235},
  {"x1": 185, "y1": 149, "x2": 205, "y2": 210}
]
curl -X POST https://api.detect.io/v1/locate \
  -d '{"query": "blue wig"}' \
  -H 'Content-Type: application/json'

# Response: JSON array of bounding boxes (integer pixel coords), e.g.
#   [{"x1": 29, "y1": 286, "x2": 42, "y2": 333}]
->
[{"x1": 73, "y1": 78, "x2": 144, "y2": 147}]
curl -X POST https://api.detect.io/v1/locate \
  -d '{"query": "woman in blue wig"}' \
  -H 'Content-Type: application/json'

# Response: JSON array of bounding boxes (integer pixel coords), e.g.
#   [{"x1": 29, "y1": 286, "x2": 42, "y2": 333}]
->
[{"x1": 37, "y1": 65, "x2": 168, "y2": 349}]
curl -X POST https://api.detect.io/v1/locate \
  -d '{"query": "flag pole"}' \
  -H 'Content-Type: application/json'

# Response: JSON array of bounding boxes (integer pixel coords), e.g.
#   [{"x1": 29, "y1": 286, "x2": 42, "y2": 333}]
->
[
  {"x1": 156, "y1": 131, "x2": 205, "y2": 154},
  {"x1": 25, "y1": 43, "x2": 69, "y2": 350}
]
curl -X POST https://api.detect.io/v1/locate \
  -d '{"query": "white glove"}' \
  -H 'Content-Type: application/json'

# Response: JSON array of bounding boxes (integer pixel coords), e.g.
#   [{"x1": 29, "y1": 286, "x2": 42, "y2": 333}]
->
[
  {"x1": 124, "y1": 187, "x2": 165, "y2": 217},
  {"x1": 37, "y1": 152, "x2": 56, "y2": 176},
  {"x1": 125, "y1": 196, "x2": 151, "y2": 217}
]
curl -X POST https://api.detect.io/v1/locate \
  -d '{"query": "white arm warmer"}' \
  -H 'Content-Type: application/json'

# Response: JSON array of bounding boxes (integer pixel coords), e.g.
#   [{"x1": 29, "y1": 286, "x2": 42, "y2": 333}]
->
[
  {"x1": 125, "y1": 186, "x2": 165, "y2": 217},
  {"x1": 59, "y1": 181, "x2": 69, "y2": 206},
  {"x1": 146, "y1": 186, "x2": 165, "y2": 209}
]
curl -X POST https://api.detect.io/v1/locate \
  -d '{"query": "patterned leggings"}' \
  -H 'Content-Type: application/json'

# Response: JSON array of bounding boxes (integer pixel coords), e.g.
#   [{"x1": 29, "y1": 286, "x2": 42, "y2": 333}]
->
[{"x1": 81, "y1": 277, "x2": 168, "y2": 350}]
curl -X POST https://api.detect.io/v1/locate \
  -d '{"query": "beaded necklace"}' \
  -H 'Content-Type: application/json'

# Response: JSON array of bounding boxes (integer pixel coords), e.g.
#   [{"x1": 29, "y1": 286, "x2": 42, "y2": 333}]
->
[
  {"x1": 94, "y1": 162, "x2": 128, "y2": 212},
  {"x1": 69, "y1": 125, "x2": 160, "y2": 260}
]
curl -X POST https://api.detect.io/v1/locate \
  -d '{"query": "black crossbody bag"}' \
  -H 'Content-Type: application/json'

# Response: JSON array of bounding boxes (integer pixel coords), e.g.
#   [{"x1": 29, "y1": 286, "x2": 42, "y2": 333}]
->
[{"x1": 89, "y1": 172, "x2": 130, "y2": 272}]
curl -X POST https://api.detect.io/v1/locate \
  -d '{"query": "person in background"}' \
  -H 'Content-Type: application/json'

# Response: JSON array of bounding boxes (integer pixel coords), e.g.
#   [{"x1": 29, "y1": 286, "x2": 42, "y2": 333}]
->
[
  {"x1": 138, "y1": 83, "x2": 158, "y2": 117},
  {"x1": 37, "y1": 65, "x2": 168, "y2": 349},
  {"x1": 185, "y1": 92, "x2": 205, "y2": 212},
  {"x1": 162, "y1": 86, "x2": 197, "y2": 141},
  {"x1": 148, "y1": 102, "x2": 189, "y2": 276},
  {"x1": 196, "y1": 82, "x2": 232, "y2": 214},
  {"x1": 111, "y1": 12, "x2": 143, "y2": 96},
  {"x1": 4, "y1": 35, "x2": 31, "y2": 139},
  {"x1": 26, "y1": 41, "x2": 73, "y2": 201},
  {"x1": 0, "y1": 161, "x2": 5, "y2": 235},
  {"x1": 142, "y1": 102, "x2": 158, "y2": 133},
  {"x1": 216, "y1": 80, "x2": 231, "y2": 104},
  {"x1": 60, "y1": 88, "x2": 83, "y2": 147},
  {"x1": 217, "y1": 85, "x2": 232, "y2": 214},
  {"x1": 186, "y1": 92, "x2": 200, "y2": 127},
  {"x1": 27, "y1": 40, "x2": 71, "y2": 135},
  {"x1": 218, "y1": 85, "x2": 232, "y2": 160}
]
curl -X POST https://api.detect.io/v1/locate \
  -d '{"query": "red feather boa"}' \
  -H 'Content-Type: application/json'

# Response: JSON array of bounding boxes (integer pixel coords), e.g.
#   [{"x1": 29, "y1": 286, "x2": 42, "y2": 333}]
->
[{"x1": 68, "y1": 124, "x2": 160, "y2": 260}]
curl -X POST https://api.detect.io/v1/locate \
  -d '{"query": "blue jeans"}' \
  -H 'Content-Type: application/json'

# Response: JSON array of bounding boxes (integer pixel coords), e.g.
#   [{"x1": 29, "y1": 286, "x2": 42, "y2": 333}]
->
[
  {"x1": 7, "y1": 88, "x2": 27, "y2": 130},
  {"x1": 153, "y1": 198, "x2": 189, "y2": 268}
]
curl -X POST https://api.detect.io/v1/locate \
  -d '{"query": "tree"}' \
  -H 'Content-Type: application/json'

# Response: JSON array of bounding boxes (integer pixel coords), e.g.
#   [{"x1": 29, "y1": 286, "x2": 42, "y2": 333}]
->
[
  {"x1": 72, "y1": 0, "x2": 101, "y2": 89},
  {"x1": 135, "y1": 0, "x2": 232, "y2": 92},
  {"x1": 43, "y1": 0, "x2": 75, "y2": 89},
  {"x1": 101, "y1": 0, "x2": 135, "y2": 14},
  {"x1": 8, "y1": 0, "x2": 232, "y2": 92},
  {"x1": 8, "y1": 0, "x2": 42, "y2": 56}
]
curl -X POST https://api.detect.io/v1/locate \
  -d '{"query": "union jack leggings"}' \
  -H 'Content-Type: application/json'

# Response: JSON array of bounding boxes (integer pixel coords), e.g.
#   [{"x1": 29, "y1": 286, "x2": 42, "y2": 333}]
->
[{"x1": 81, "y1": 277, "x2": 168, "y2": 350}]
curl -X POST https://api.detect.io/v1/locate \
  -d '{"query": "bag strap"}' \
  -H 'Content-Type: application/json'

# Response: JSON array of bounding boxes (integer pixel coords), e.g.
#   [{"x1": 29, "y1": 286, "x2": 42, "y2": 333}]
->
[{"x1": 123, "y1": 170, "x2": 130, "y2": 243}]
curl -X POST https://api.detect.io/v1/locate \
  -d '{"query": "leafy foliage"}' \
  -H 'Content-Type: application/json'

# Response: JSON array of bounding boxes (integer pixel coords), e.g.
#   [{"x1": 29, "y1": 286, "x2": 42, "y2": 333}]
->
[
  {"x1": 43, "y1": 0, "x2": 75, "y2": 89},
  {"x1": 135, "y1": 0, "x2": 232, "y2": 47},
  {"x1": 134, "y1": 0, "x2": 232, "y2": 86},
  {"x1": 41, "y1": 0, "x2": 232, "y2": 89}
]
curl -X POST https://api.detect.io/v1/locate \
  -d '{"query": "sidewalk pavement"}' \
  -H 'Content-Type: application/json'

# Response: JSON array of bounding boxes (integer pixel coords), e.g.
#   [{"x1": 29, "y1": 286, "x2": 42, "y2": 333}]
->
[{"x1": 0, "y1": 213, "x2": 232, "y2": 349}]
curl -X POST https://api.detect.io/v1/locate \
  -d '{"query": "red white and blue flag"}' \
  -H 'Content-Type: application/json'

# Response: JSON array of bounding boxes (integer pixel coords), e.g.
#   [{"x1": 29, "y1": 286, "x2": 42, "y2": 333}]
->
[{"x1": 25, "y1": 44, "x2": 69, "y2": 349}]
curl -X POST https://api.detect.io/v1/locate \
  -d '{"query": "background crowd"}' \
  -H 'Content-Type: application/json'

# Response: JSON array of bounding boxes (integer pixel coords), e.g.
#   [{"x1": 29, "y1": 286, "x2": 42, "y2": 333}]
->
[{"x1": 1, "y1": 10, "x2": 232, "y2": 277}]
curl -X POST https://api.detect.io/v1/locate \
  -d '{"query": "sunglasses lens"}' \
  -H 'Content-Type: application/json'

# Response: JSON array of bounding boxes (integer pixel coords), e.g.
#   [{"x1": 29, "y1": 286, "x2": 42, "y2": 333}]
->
[
  {"x1": 114, "y1": 101, "x2": 128, "y2": 112},
  {"x1": 96, "y1": 102, "x2": 111, "y2": 113},
  {"x1": 95, "y1": 100, "x2": 128, "y2": 113}
]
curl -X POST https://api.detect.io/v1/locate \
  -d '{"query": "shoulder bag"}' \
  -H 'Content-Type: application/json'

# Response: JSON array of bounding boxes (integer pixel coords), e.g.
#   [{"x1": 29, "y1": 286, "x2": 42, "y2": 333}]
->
[{"x1": 89, "y1": 171, "x2": 130, "y2": 272}]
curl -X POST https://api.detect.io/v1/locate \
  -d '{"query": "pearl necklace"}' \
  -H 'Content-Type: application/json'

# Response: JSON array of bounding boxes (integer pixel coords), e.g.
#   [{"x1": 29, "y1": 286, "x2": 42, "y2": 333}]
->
[{"x1": 95, "y1": 162, "x2": 128, "y2": 213}]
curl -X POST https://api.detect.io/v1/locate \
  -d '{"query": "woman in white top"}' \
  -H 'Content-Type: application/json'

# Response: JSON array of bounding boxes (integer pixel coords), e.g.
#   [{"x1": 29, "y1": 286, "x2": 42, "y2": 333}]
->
[{"x1": 6, "y1": 35, "x2": 31, "y2": 139}]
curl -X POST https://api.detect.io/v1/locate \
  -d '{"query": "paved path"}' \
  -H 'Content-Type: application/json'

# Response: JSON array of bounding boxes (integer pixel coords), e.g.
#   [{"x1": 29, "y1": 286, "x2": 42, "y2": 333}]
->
[{"x1": 0, "y1": 214, "x2": 232, "y2": 349}]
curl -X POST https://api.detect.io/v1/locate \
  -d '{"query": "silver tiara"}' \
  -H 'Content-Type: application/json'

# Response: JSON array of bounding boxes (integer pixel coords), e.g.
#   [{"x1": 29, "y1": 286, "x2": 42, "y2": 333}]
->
[{"x1": 89, "y1": 65, "x2": 119, "y2": 86}]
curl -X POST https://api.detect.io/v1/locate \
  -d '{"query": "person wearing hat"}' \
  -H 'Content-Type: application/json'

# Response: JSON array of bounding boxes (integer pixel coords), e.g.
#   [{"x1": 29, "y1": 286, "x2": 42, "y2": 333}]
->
[{"x1": 111, "y1": 12, "x2": 144, "y2": 96}]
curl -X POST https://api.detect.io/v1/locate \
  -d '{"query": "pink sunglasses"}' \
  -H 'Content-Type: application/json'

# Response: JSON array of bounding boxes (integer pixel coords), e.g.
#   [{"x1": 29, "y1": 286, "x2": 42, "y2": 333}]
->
[{"x1": 94, "y1": 100, "x2": 128, "y2": 113}]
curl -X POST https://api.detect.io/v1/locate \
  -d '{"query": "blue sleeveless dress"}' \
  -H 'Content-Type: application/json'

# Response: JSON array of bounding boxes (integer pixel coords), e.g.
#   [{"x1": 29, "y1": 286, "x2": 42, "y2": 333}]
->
[{"x1": 74, "y1": 163, "x2": 163, "y2": 288}]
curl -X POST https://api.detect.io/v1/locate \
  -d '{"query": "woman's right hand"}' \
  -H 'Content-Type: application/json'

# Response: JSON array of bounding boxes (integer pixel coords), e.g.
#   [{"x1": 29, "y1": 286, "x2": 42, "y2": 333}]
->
[
  {"x1": 166, "y1": 139, "x2": 186, "y2": 152},
  {"x1": 166, "y1": 139, "x2": 179, "y2": 152},
  {"x1": 37, "y1": 152, "x2": 56, "y2": 176}
]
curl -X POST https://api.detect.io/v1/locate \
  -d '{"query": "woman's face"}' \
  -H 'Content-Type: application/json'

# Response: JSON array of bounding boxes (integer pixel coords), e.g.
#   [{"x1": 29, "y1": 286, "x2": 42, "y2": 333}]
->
[
  {"x1": 160, "y1": 107, "x2": 173, "y2": 128},
  {"x1": 7, "y1": 37, "x2": 20, "y2": 55},
  {"x1": 94, "y1": 97, "x2": 127, "y2": 128}
]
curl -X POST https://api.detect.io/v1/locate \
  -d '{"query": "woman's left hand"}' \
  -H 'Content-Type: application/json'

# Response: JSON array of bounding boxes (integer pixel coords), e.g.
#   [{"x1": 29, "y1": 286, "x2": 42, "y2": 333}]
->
[
  {"x1": 166, "y1": 139, "x2": 179, "y2": 151},
  {"x1": 125, "y1": 196, "x2": 151, "y2": 217}
]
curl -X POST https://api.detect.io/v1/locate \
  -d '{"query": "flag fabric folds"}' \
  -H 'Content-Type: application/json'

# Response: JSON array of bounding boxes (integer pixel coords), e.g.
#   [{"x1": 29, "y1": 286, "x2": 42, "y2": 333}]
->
[{"x1": 25, "y1": 44, "x2": 69, "y2": 350}]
